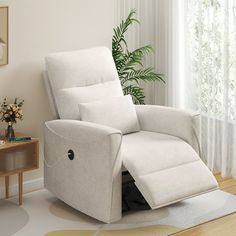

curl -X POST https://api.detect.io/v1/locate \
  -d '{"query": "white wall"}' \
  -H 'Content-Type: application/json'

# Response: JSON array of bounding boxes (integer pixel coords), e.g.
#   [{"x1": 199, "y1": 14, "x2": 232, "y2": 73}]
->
[{"x1": 0, "y1": 0, "x2": 114, "y2": 188}]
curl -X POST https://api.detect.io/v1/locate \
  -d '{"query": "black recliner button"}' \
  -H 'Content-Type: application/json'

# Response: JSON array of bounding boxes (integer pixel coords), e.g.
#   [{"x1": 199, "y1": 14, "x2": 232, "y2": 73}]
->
[{"x1": 68, "y1": 150, "x2": 74, "y2": 160}]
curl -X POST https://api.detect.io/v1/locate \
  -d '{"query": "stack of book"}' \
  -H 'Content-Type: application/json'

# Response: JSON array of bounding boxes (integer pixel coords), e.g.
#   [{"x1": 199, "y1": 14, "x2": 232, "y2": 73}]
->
[{"x1": 9, "y1": 137, "x2": 32, "y2": 142}]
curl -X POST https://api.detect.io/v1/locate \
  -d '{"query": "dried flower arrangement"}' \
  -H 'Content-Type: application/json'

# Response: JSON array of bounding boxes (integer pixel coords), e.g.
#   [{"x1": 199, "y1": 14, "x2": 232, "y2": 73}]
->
[
  {"x1": 0, "y1": 98, "x2": 24, "y2": 124},
  {"x1": 0, "y1": 98, "x2": 24, "y2": 140}
]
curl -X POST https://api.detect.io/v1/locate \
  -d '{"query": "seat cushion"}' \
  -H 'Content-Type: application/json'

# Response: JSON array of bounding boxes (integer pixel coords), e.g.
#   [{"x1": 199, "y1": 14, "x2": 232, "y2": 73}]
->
[
  {"x1": 122, "y1": 131, "x2": 199, "y2": 177},
  {"x1": 122, "y1": 131, "x2": 218, "y2": 208}
]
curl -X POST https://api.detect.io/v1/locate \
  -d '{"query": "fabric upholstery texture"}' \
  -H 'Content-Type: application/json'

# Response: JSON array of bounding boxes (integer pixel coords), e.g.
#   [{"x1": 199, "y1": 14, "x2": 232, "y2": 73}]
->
[
  {"x1": 43, "y1": 72, "x2": 59, "y2": 119},
  {"x1": 122, "y1": 131, "x2": 218, "y2": 208},
  {"x1": 45, "y1": 47, "x2": 121, "y2": 119},
  {"x1": 44, "y1": 47, "x2": 218, "y2": 223},
  {"x1": 135, "y1": 105, "x2": 201, "y2": 155},
  {"x1": 44, "y1": 120, "x2": 122, "y2": 223},
  {"x1": 79, "y1": 95, "x2": 140, "y2": 134},
  {"x1": 57, "y1": 80, "x2": 123, "y2": 119}
]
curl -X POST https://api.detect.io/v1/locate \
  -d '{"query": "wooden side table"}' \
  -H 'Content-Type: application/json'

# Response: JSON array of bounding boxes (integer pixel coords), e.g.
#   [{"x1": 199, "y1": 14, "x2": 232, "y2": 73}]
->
[{"x1": 0, "y1": 135, "x2": 39, "y2": 205}]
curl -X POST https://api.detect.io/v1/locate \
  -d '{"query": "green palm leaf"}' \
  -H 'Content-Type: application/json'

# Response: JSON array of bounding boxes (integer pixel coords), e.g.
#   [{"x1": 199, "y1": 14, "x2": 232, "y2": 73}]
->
[
  {"x1": 123, "y1": 85, "x2": 145, "y2": 105},
  {"x1": 123, "y1": 68, "x2": 165, "y2": 84},
  {"x1": 112, "y1": 9, "x2": 165, "y2": 104}
]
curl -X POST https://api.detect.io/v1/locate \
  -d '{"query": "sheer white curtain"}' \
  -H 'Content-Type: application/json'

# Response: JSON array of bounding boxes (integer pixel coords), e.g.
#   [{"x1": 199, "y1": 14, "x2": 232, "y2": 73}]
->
[
  {"x1": 115, "y1": 0, "x2": 236, "y2": 177},
  {"x1": 114, "y1": 0, "x2": 169, "y2": 105},
  {"x1": 180, "y1": 0, "x2": 236, "y2": 177}
]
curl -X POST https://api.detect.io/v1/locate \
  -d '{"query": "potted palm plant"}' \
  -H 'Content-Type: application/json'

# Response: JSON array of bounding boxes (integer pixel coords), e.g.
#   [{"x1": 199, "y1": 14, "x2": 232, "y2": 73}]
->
[{"x1": 112, "y1": 10, "x2": 164, "y2": 104}]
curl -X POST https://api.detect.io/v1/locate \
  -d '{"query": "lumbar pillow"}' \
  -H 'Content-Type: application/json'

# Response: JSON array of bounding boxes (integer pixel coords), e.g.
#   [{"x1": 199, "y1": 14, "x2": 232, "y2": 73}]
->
[
  {"x1": 57, "y1": 80, "x2": 123, "y2": 119},
  {"x1": 78, "y1": 95, "x2": 140, "y2": 134}
]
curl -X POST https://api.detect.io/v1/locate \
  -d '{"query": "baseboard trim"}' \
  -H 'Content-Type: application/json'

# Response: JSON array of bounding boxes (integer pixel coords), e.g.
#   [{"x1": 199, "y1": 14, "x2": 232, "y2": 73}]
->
[{"x1": 0, "y1": 177, "x2": 44, "y2": 199}]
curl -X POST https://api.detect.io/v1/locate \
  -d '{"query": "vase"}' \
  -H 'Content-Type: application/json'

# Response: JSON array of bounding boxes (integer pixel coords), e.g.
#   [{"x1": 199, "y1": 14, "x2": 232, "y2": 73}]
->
[{"x1": 5, "y1": 122, "x2": 15, "y2": 141}]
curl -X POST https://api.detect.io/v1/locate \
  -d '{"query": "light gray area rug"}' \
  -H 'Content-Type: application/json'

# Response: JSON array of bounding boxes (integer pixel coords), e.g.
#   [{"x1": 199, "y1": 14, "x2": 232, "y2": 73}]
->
[
  {"x1": 0, "y1": 189, "x2": 236, "y2": 236},
  {"x1": 0, "y1": 200, "x2": 29, "y2": 236}
]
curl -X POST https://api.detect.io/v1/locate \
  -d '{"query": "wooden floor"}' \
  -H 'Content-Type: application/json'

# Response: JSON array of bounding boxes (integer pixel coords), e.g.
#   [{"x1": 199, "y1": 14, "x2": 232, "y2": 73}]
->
[{"x1": 172, "y1": 173, "x2": 236, "y2": 236}]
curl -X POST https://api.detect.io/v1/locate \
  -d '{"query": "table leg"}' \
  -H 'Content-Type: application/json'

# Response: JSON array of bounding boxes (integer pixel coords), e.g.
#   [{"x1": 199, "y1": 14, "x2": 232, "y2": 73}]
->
[
  {"x1": 5, "y1": 176, "x2": 9, "y2": 199},
  {"x1": 18, "y1": 172, "x2": 23, "y2": 205}
]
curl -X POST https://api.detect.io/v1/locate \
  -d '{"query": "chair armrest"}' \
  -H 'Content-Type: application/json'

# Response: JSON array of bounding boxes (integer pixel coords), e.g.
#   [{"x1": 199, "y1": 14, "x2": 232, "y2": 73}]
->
[
  {"x1": 136, "y1": 105, "x2": 201, "y2": 155},
  {"x1": 45, "y1": 119, "x2": 121, "y2": 143},
  {"x1": 44, "y1": 119, "x2": 122, "y2": 222},
  {"x1": 44, "y1": 119, "x2": 122, "y2": 171}
]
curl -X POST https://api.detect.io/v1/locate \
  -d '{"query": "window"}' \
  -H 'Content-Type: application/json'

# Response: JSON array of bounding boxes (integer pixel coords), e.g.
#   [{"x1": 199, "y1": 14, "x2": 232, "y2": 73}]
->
[{"x1": 186, "y1": 0, "x2": 236, "y2": 121}]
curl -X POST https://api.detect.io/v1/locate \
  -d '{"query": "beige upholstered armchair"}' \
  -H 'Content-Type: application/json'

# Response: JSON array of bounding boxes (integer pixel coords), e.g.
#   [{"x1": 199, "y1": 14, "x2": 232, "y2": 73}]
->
[{"x1": 43, "y1": 47, "x2": 218, "y2": 223}]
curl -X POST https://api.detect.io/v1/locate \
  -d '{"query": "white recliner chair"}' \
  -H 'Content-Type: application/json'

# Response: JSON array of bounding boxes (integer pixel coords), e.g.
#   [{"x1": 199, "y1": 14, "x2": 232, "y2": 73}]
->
[{"x1": 44, "y1": 47, "x2": 218, "y2": 223}]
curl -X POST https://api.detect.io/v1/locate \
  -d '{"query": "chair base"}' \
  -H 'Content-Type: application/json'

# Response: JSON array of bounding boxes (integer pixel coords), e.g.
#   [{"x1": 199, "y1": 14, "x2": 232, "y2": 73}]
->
[{"x1": 122, "y1": 171, "x2": 150, "y2": 212}]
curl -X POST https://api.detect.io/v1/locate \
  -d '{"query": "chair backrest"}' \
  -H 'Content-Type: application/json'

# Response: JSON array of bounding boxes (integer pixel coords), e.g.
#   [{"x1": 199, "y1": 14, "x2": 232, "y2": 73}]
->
[
  {"x1": 43, "y1": 72, "x2": 59, "y2": 119},
  {"x1": 45, "y1": 47, "x2": 123, "y2": 120}
]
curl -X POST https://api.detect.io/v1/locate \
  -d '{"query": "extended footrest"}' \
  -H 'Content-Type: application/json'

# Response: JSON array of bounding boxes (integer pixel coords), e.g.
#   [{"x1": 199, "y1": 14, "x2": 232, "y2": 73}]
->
[{"x1": 122, "y1": 131, "x2": 219, "y2": 210}]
